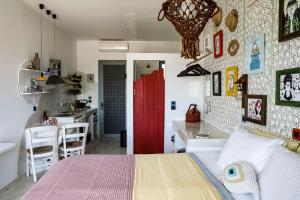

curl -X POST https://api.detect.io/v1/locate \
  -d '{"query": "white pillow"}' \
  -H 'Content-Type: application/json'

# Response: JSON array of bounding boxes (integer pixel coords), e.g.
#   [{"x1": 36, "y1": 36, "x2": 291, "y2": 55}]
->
[
  {"x1": 217, "y1": 127, "x2": 284, "y2": 174},
  {"x1": 223, "y1": 162, "x2": 259, "y2": 200},
  {"x1": 259, "y1": 146, "x2": 300, "y2": 200}
]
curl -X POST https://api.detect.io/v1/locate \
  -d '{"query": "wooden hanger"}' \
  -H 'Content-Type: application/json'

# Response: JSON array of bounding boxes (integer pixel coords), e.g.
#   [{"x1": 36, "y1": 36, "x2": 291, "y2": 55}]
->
[
  {"x1": 177, "y1": 51, "x2": 212, "y2": 77},
  {"x1": 177, "y1": 64, "x2": 211, "y2": 77}
]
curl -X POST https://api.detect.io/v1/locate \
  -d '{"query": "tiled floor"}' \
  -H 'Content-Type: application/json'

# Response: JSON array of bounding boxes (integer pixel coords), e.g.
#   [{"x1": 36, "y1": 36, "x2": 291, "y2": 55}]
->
[{"x1": 0, "y1": 137, "x2": 126, "y2": 200}]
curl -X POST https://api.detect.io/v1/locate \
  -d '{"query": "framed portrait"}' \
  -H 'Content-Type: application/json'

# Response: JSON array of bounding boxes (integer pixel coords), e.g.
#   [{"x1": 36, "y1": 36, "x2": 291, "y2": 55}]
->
[
  {"x1": 213, "y1": 71, "x2": 222, "y2": 96},
  {"x1": 276, "y1": 67, "x2": 300, "y2": 107},
  {"x1": 213, "y1": 30, "x2": 223, "y2": 58},
  {"x1": 225, "y1": 66, "x2": 238, "y2": 97},
  {"x1": 204, "y1": 33, "x2": 212, "y2": 52},
  {"x1": 245, "y1": 95, "x2": 267, "y2": 126},
  {"x1": 279, "y1": 0, "x2": 300, "y2": 42},
  {"x1": 245, "y1": 33, "x2": 265, "y2": 74}
]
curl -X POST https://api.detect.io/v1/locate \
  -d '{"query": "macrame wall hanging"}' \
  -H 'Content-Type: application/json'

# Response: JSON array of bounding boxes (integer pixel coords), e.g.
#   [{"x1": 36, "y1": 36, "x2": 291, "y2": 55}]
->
[{"x1": 158, "y1": 0, "x2": 219, "y2": 60}]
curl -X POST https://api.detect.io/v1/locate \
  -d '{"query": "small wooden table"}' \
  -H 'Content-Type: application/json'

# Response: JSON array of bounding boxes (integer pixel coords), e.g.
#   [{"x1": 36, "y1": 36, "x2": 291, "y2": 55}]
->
[{"x1": 172, "y1": 121, "x2": 229, "y2": 152}]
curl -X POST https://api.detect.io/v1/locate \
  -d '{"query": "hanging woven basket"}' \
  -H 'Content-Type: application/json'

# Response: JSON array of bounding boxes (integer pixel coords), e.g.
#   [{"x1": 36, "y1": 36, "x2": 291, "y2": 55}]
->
[{"x1": 158, "y1": 0, "x2": 218, "y2": 59}]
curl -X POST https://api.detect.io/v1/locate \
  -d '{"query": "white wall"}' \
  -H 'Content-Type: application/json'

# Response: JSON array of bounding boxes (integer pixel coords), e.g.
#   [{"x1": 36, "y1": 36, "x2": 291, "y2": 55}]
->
[
  {"x1": 0, "y1": 0, "x2": 76, "y2": 190},
  {"x1": 77, "y1": 40, "x2": 181, "y2": 108},
  {"x1": 134, "y1": 60, "x2": 160, "y2": 80},
  {"x1": 126, "y1": 53, "x2": 205, "y2": 154}
]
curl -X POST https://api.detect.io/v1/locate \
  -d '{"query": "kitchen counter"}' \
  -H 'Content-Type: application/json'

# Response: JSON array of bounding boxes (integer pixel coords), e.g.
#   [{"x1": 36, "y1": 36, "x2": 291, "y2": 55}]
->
[{"x1": 54, "y1": 108, "x2": 97, "y2": 119}]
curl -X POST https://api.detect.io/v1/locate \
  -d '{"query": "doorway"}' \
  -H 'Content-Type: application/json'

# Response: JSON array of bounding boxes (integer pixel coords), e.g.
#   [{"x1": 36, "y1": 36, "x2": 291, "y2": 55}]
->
[
  {"x1": 133, "y1": 60, "x2": 165, "y2": 154},
  {"x1": 98, "y1": 61, "x2": 126, "y2": 151}
]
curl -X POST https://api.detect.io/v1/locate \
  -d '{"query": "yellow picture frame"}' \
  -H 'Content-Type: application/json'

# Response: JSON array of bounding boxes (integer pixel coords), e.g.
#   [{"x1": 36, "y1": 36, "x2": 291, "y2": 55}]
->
[{"x1": 225, "y1": 66, "x2": 238, "y2": 96}]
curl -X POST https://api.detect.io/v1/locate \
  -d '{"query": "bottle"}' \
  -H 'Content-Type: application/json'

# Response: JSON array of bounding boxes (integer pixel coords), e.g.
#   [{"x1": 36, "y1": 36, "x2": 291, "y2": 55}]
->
[
  {"x1": 37, "y1": 72, "x2": 47, "y2": 81},
  {"x1": 43, "y1": 111, "x2": 48, "y2": 124},
  {"x1": 32, "y1": 53, "x2": 40, "y2": 70}
]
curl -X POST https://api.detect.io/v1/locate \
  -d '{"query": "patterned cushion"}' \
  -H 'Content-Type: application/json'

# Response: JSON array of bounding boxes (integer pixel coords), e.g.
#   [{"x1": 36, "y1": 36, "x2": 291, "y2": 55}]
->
[{"x1": 223, "y1": 162, "x2": 259, "y2": 199}]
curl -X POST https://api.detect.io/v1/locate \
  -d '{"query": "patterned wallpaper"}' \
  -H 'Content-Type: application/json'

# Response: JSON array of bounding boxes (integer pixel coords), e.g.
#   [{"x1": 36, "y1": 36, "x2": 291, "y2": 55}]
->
[{"x1": 202, "y1": 0, "x2": 300, "y2": 138}]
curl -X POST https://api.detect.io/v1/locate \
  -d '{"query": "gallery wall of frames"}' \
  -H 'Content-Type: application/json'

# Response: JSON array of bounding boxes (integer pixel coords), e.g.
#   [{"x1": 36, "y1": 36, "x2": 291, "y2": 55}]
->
[{"x1": 201, "y1": 0, "x2": 300, "y2": 138}]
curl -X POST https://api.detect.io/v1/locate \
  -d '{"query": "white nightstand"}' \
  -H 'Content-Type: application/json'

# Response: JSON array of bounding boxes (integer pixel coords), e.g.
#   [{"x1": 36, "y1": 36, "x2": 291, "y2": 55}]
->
[{"x1": 172, "y1": 121, "x2": 229, "y2": 153}]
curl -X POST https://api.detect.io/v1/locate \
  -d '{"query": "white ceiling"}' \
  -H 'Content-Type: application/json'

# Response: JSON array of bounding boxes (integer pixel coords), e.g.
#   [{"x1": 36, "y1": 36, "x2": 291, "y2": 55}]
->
[{"x1": 22, "y1": 0, "x2": 180, "y2": 41}]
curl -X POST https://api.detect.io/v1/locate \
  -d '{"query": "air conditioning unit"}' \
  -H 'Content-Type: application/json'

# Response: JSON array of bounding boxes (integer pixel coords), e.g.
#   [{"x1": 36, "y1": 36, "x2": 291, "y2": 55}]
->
[{"x1": 98, "y1": 41, "x2": 129, "y2": 52}]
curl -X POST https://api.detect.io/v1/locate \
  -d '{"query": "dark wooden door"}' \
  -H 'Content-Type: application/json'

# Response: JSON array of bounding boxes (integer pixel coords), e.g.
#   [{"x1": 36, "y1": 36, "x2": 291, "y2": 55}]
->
[
  {"x1": 134, "y1": 69, "x2": 164, "y2": 154},
  {"x1": 103, "y1": 65, "x2": 126, "y2": 135}
]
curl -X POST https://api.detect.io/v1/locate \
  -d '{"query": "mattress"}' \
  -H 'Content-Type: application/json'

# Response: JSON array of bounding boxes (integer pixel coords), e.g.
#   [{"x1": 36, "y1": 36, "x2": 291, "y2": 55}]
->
[{"x1": 194, "y1": 151, "x2": 254, "y2": 200}]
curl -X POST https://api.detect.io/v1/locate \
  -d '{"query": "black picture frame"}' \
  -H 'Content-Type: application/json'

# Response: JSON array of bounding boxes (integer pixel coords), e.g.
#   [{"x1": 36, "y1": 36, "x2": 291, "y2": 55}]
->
[
  {"x1": 279, "y1": 0, "x2": 300, "y2": 42},
  {"x1": 275, "y1": 67, "x2": 300, "y2": 107},
  {"x1": 212, "y1": 71, "x2": 222, "y2": 96},
  {"x1": 245, "y1": 95, "x2": 267, "y2": 126}
]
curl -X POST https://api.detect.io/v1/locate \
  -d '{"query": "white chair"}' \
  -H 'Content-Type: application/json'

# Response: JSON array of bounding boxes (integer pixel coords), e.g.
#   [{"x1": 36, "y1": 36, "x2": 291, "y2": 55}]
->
[
  {"x1": 25, "y1": 126, "x2": 59, "y2": 183},
  {"x1": 59, "y1": 123, "x2": 89, "y2": 158}
]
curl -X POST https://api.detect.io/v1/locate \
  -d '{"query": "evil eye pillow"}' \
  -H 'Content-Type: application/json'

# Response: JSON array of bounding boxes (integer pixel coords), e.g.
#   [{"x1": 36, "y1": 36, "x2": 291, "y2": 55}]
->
[{"x1": 223, "y1": 162, "x2": 259, "y2": 200}]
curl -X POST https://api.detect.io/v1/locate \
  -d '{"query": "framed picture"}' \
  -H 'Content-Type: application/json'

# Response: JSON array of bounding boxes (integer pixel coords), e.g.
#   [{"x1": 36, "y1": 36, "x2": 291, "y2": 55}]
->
[
  {"x1": 279, "y1": 0, "x2": 300, "y2": 42},
  {"x1": 276, "y1": 67, "x2": 300, "y2": 107},
  {"x1": 245, "y1": 33, "x2": 265, "y2": 74},
  {"x1": 213, "y1": 30, "x2": 223, "y2": 58},
  {"x1": 245, "y1": 95, "x2": 267, "y2": 126},
  {"x1": 225, "y1": 66, "x2": 238, "y2": 96},
  {"x1": 204, "y1": 33, "x2": 212, "y2": 52},
  {"x1": 213, "y1": 71, "x2": 222, "y2": 96}
]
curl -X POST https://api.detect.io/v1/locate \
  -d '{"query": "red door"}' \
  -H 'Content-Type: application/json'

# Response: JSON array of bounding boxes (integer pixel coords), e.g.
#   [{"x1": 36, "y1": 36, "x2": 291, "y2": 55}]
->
[{"x1": 134, "y1": 69, "x2": 164, "y2": 154}]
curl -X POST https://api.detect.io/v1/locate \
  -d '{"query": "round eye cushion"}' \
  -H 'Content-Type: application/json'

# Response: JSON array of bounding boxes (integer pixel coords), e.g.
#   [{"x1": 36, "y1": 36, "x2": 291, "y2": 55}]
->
[{"x1": 223, "y1": 162, "x2": 259, "y2": 198}]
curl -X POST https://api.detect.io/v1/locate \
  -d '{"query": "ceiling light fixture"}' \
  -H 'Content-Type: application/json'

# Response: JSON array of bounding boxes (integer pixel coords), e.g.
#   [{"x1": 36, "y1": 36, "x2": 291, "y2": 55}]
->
[
  {"x1": 52, "y1": 13, "x2": 57, "y2": 59},
  {"x1": 39, "y1": 4, "x2": 44, "y2": 69}
]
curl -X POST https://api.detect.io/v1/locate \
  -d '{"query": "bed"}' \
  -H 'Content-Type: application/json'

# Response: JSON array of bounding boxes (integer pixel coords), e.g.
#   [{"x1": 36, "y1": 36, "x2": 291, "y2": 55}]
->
[
  {"x1": 22, "y1": 128, "x2": 300, "y2": 200},
  {"x1": 22, "y1": 153, "x2": 236, "y2": 200}
]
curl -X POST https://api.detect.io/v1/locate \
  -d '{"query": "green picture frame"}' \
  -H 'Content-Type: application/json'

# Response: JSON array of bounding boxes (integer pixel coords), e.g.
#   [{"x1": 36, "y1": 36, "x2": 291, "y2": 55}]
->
[{"x1": 276, "y1": 67, "x2": 300, "y2": 107}]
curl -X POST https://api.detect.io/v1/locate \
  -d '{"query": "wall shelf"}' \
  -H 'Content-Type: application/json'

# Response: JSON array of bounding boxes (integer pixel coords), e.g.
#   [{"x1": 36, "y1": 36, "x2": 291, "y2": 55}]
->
[
  {"x1": 20, "y1": 68, "x2": 59, "y2": 75},
  {"x1": 20, "y1": 68, "x2": 43, "y2": 73},
  {"x1": 20, "y1": 91, "x2": 50, "y2": 95},
  {"x1": 17, "y1": 60, "x2": 52, "y2": 106}
]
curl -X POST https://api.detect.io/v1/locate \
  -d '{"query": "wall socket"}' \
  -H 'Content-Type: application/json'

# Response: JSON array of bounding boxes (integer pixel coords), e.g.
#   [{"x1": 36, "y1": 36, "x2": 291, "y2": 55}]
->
[{"x1": 171, "y1": 101, "x2": 176, "y2": 110}]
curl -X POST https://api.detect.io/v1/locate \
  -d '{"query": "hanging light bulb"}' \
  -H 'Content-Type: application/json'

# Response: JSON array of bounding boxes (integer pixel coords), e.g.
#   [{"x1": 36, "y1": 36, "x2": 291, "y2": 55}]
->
[
  {"x1": 52, "y1": 14, "x2": 57, "y2": 59},
  {"x1": 39, "y1": 4, "x2": 44, "y2": 70}
]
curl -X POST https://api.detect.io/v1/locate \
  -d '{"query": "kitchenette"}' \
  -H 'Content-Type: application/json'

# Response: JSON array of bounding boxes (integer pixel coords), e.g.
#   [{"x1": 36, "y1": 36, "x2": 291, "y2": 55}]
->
[{"x1": 18, "y1": 56, "x2": 99, "y2": 142}]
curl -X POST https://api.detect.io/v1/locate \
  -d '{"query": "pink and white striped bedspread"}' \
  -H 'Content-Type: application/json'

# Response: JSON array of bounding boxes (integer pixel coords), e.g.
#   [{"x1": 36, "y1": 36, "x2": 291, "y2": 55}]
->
[{"x1": 22, "y1": 155, "x2": 135, "y2": 200}]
